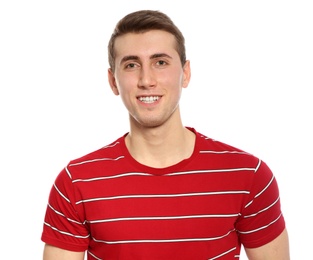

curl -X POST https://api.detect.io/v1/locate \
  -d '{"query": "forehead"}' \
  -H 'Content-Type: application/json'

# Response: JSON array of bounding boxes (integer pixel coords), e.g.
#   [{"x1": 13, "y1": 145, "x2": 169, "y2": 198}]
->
[{"x1": 114, "y1": 30, "x2": 177, "y2": 59}]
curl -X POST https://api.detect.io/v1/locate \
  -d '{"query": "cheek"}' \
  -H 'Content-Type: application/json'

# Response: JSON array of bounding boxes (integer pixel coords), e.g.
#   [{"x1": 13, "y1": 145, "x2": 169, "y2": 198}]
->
[
  {"x1": 115, "y1": 80, "x2": 134, "y2": 105},
  {"x1": 114, "y1": 78, "x2": 128, "y2": 95},
  {"x1": 115, "y1": 71, "x2": 137, "y2": 90},
  {"x1": 169, "y1": 66, "x2": 185, "y2": 83},
  {"x1": 159, "y1": 68, "x2": 182, "y2": 85}
]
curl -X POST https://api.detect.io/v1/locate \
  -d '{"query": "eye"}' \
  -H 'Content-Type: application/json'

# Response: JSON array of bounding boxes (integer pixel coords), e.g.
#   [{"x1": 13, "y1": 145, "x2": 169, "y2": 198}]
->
[
  {"x1": 156, "y1": 60, "x2": 167, "y2": 66},
  {"x1": 125, "y1": 63, "x2": 137, "y2": 69}
]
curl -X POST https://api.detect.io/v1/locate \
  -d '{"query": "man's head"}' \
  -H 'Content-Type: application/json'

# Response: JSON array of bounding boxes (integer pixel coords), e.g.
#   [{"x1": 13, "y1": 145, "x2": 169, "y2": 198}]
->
[{"x1": 108, "y1": 10, "x2": 186, "y2": 73}]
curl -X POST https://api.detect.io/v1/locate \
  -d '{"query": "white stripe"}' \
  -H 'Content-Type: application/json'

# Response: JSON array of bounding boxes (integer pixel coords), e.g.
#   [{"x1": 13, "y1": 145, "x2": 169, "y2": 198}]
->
[
  {"x1": 102, "y1": 141, "x2": 120, "y2": 149},
  {"x1": 92, "y1": 229, "x2": 235, "y2": 244},
  {"x1": 69, "y1": 156, "x2": 124, "y2": 166},
  {"x1": 48, "y1": 203, "x2": 83, "y2": 225},
  {"x1": 73, "y1": 172, "x2": 152, "y2": 183},
  {"x1": 237, "y1": 213, "x2": 282, "y2": 234},
  {"x1": 72, "y1": 167, "x2": 256, "y2": 183},
  {"x1": 44, "y1": 222, "x2": 89, "y2": 239},
  {"x1": 200, "y1": 150, "x2": 248, "y2": 155},
  {"x1": 87, "y1": 251, "x2": 102, "y2": 260},
  {"x1": 245, "y1": 200, "x2": 253, "y2": 208},
  {"x1": 65, "y1": 166, "x2": 72, "y2": 179},
  {"x1": 87, "y1": 213, "x2": 240, "y2": 224},
  {"x1": 244, "y1": 196, "x2": 280, "y2": 218},
  {"x1": 166, "y1": 167, "x2": 255, "y2": 176},
  {"x1": 76, "y1": 190, "x2": 249, "y2": 204},
  {"x1": 254, "y1": 159, "x2": 261, "y2": 173},
  {"x1": 255, "y1": 175, "x2": 274, "y2": 198},
  {"x1": 245, "y1": 174, "x2": 275, "y2": 208},
  {"x1": 54, "y1": 183, "x2": 70, "y2": 203},
  {"x1": 208, "y1": 246, "x2": 236, "y2": 260}
]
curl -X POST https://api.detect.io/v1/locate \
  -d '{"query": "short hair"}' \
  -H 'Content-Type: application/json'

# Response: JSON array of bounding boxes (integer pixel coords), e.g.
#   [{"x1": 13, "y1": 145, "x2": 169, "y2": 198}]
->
[{"x1": 108, "y1": 10, "x2": 186, "y2": 72}]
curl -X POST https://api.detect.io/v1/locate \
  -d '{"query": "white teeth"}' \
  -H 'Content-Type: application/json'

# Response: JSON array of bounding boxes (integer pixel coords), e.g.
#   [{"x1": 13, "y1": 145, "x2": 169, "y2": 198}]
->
[{"x1": 138, "y1": 96, "x2": 160, "y2": 103}]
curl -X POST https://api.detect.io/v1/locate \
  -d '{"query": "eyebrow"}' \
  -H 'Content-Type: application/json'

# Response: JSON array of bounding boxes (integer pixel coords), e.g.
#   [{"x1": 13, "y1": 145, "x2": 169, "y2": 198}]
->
[
  {"x1": 150, "y1": 53, "x2": 172, "y2": 60},
  {"x1": 120, "y1": 53, "x2": 173, "y2": 64},
  {"x1": 120, "y1": 55, "x2": 139, "y2": 64}
]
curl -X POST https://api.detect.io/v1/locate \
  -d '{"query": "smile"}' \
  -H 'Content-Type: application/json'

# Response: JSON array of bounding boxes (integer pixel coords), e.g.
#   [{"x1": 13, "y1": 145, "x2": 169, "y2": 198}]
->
[{"x1": 138, "y1": 96, "x2": 160, "y2": 103}]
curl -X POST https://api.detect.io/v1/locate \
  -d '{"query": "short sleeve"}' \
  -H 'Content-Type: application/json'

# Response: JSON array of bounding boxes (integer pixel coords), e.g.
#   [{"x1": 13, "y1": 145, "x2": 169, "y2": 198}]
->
[
  {"x1": 41, "y1": 166, "x2": 90, "y2": 251},
  {"x1": 235, "y1": 160, "x2": 286, "y2": 248}
]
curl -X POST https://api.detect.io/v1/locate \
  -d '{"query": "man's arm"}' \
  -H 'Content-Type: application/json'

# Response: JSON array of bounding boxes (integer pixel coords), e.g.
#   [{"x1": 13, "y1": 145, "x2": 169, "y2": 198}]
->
[
  {"x1": 244, "y1": 228, "x2": 290, "y2": 260},
  {"x1": 43, "y1": 244, "x2": 85, "y2": 260}
]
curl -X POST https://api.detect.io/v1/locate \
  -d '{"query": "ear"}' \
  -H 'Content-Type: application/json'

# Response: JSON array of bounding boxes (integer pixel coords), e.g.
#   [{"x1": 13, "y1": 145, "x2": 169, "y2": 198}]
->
[
  {"x1": 108, "y1": 68, "x2": 119, "y2": 95},
  {"x1": 182, "y1": 60, "x2": 191, "y2": 89}
]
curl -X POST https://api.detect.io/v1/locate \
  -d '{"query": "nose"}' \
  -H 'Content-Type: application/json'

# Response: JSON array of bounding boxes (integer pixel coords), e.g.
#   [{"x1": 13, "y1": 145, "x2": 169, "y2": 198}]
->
[{"x1": 138, "y1": 65, "x2": 156, "y2": 88}]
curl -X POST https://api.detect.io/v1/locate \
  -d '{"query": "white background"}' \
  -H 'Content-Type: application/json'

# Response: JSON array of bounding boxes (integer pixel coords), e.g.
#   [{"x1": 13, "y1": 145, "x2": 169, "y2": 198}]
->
[{"x1": 1, "y1": 1, "x2": 312, "y2": 259}]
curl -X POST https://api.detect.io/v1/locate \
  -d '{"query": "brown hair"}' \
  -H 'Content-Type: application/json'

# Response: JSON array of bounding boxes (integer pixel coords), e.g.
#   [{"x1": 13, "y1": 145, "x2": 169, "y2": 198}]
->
[{"x1": 108, "y1": 10, "x2": 186, "y2": 72}]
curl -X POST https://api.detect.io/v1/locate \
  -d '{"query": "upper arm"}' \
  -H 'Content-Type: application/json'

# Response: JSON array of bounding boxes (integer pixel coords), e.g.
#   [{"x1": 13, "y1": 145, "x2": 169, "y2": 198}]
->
[
  {"x1": 244, "y1": 228, "x2": 290, "y2": 260},
  {"x1": 43, "y1": 244, "x2": 85, "y2": 260}
]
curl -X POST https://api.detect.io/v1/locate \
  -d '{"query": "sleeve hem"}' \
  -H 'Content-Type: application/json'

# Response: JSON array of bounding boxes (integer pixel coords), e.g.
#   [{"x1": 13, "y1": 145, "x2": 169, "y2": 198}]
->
[
  {"x1": 41, "y1": 234, "x2": 88, "y2": 252},
  {"x1": 242, "y1": 224, "x2": 286, "y2": 249}
]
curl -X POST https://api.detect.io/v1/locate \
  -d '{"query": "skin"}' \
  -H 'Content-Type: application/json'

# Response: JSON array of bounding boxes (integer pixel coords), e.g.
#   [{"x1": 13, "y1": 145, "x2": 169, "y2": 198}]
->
[
  {"x1": 43, "y1": 29, "x2": 290, "y2": 259},
  {"x1": 43, "y1": 244, "x2": 84, "y2": 260},
  {"x1": 245, "y1": 229, "x2": 290, "y2": 259},
  {"x1": 108, "y1": 30, "x2": 194, "y2": 168}
]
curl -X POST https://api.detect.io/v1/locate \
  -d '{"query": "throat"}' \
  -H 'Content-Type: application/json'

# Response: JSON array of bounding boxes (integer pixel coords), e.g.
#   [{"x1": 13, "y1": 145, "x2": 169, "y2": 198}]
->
[{"x1": 125, "y1": 127, "x2": 196, "y2": 168}]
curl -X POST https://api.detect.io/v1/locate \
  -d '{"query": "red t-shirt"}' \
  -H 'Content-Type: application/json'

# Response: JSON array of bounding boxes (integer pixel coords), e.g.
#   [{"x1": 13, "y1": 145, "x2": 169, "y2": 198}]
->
[{"x1": 42, "y1": 128, "x2": 285, "y2": 259}]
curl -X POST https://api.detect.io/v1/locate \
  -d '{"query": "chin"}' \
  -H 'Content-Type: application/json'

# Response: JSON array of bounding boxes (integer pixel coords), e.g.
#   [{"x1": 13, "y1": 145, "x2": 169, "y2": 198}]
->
[{"x1": 133, "y1": 117, "x2": 165, "y2": 129}]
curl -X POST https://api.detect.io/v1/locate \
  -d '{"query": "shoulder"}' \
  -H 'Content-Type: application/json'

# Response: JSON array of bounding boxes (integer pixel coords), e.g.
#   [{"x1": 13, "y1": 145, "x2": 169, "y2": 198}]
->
[
  {"x1": 194, "y1": 128, "x2": 261, "y2": 168},
  {"x1": 71, "y1": 136, "x2": 124, "y2": 164},
  {"x1": 193, "y1": 129, "x2": 278, "y2": 191},
  {"x1": 195, "y1": 129, "x2": 248, "y2": 153},
  {"x1": 64, "y1": 135, "x2": 127, "y2": 179}
]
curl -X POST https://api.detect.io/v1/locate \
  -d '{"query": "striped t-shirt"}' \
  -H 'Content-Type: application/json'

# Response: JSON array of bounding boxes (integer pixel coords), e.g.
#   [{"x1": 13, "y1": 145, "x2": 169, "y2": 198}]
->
[{"x1": 41, "y1": 128, "x2": 285, "y2": 260}]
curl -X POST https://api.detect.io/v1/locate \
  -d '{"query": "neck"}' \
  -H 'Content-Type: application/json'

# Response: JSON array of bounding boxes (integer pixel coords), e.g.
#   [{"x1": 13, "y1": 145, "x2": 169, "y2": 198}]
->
[{"x1": 125, "y1": 112, "x2": 195, "y2": 168}]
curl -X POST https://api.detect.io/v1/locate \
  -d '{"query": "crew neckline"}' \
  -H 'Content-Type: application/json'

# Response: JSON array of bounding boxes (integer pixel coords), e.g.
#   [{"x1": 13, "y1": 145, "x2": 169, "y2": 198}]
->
[{"x1": 119, "y1": 127, "x2": 200, "y2": 175}]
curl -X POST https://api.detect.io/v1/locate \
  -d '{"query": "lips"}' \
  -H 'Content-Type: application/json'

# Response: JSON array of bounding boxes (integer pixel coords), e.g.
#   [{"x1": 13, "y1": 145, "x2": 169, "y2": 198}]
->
[{"x1": 137, "y1": 96, "x2": 161, "y2": 103}]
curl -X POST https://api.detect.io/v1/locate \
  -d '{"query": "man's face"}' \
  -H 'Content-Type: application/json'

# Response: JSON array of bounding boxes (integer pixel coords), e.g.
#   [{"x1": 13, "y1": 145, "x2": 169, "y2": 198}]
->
[{"x1": 108, "y1": 30, "x2": 190, "y2": 129}]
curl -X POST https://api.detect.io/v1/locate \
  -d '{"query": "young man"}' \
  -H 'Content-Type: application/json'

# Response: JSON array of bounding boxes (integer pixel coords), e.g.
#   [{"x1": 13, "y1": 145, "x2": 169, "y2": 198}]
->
[{"x1": 42, "y1": 10, "x2": 290, "y2": 260}]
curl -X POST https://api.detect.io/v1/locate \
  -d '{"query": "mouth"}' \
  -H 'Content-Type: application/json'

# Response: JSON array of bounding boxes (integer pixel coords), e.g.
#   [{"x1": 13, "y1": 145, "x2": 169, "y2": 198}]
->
[{"x1": 137, "y1": 96, "x2": 161, "y2": 104}]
